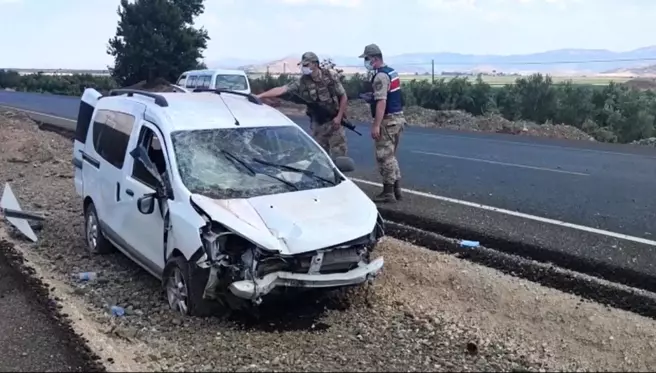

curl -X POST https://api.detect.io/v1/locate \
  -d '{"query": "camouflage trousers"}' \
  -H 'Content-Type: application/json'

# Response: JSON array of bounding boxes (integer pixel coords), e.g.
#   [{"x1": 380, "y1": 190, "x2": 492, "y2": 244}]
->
[
  {"x1": 375, "y1": 115, "x2": 405, "y2": 184},
  {"x1": 311, "y1": 120, "x2": 347, "y2": 158}
]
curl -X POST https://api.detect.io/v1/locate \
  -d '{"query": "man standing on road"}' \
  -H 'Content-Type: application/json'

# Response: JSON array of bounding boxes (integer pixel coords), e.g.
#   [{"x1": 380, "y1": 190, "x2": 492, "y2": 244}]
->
[
  {"x1": 359, "y1": 43, "x2": 405, "y2": 203},
  {"x1": 256, "y1": 52, "x2": 349, "y2": 158}
]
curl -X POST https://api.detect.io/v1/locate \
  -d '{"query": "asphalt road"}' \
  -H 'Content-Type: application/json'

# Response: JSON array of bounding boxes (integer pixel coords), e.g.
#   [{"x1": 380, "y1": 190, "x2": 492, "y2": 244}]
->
[
  {"x1": 1, "y1": 90, "x2": 655, "y2": 239},
  {"x1": 0, "y1": 240, "x2": 103, "y2": 372}
]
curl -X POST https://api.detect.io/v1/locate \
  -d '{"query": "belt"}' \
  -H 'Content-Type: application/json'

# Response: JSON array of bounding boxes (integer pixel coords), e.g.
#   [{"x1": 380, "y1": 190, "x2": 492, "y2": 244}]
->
[{"x1": 384, "y1": 112, "x2": 404, "y2": 119}]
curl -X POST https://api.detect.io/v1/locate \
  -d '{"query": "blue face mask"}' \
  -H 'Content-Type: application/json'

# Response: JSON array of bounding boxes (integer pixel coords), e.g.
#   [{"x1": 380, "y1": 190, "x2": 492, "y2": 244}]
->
[
  {"x1": 364, "y1": 59, "x2": 373, "y2": 71},
  {"x1": 301, "y1": 66, "x2": 312, "y2": 75}
]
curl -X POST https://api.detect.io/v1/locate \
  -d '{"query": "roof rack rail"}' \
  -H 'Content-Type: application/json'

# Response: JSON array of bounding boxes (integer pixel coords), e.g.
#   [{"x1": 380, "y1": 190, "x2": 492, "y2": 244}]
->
[
  {"x1": 108, "y1": 89, "x2": 169, "y2": 107},
  {"x1": 192, "y1": 88, "x2": 262, "y2": 105}
]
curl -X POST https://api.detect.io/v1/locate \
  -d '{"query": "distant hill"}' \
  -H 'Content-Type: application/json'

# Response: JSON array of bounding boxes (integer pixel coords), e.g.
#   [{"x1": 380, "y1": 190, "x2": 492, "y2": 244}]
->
[
  {"x1": 235, "y1": 55, "x2": 364, "y2": 75},
  {"x1": 602, "y1": 64, "x2": 656, "y2": 77},
  {"x1": 624, "y1": 78, "x2": 656, "y2": 90},
  {"x1": 214, "y1": 46, "x2": 656, "y2": 76}
]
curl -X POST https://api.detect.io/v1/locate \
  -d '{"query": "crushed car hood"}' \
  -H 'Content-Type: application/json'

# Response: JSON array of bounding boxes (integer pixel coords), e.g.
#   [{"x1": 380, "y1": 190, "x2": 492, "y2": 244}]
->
[{"x1": 190, "y1": 181, "x2": 378, "y2": 255}]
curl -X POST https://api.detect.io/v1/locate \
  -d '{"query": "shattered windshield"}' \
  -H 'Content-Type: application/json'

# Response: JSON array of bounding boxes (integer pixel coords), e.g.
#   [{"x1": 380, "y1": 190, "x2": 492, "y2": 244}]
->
[
  {"x1": 171, "y1": 125, "x2": 339, "y2": 199},
  {"x1": 215, "y1": 74, "x2": 248, "y2": 91}
]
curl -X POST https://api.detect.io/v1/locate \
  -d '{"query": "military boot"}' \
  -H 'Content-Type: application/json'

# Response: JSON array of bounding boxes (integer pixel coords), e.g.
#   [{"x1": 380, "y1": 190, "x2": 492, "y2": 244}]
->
[
  {"x1": 373, "y1": 183, "x2": 396, "y2": 203},
  {"x1": 394, "y1": 179, "x2": 402, "y2": 201}
]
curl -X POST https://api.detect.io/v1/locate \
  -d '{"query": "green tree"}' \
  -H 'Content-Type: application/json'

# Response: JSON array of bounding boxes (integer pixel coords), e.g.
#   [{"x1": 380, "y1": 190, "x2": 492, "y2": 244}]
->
[
  {"x1": 0, "y1": 69, "x2": 21, "y2": 89},
  {"x1": 107, "y1": 0, "x2": 210, "y2": 86}
]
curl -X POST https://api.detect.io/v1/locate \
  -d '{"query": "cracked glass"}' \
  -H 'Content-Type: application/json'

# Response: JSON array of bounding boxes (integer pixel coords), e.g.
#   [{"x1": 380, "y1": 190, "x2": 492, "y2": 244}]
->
[{"x1": 171, "y1": 125, "x2": 339, "y2": 199}]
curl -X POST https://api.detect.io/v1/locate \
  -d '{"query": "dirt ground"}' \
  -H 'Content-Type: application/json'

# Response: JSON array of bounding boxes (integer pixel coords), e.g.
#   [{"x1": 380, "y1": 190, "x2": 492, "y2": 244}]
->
[{"x1": 1, "y1": 108, "x2": 656, "y2": 372}]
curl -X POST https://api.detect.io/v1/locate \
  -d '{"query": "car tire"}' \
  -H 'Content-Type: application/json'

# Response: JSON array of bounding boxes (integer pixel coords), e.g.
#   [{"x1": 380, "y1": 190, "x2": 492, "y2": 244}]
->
[
  {"x1": 162, "y1": 256, "x2": 222, "y2": 317},
  {"x1": 84, "y1": 202, "x2": 115, "y2": 255}
]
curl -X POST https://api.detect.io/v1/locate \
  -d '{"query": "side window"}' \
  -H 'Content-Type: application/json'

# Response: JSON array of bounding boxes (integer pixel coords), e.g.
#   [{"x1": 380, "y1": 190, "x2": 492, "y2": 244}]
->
[
  {"x1": 92, "y1": 110, "x2": 135, "y2": 169},
  {"x1": 91, "y1": 109, "x2": 109, "y2": 150},
  {"x1": 197, "y1": 75, "x2": 209, "y2": 88},
  {"x1": 186, "y1": 75, "x2": 198, "y2": 88},
  {"x1": 132, "y1": 125, "x2": 167, "y2": 190}
]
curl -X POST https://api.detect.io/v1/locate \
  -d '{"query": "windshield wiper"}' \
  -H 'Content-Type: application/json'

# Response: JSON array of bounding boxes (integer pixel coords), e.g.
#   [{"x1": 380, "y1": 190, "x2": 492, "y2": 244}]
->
[
  {"x1": 221, "y1": 150, "x2": 256, "y2": 176},
  {"x1": 221, "y1": 150, "x2": 298, "y2": 190},
  {"x1": 252, "y1": 158, "x2": 336, "y2": 186}
]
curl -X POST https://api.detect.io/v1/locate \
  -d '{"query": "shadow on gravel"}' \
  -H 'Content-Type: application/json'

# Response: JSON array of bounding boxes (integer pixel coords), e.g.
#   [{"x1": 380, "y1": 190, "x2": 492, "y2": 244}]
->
[{"x1": 225, "y1": 289, "x2": 354, "y2": 333}]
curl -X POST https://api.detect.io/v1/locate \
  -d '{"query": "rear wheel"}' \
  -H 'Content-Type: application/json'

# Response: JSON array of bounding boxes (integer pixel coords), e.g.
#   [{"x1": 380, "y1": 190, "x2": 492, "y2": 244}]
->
[{"x1": 83, "y1": 203, "x2": 114, "y2": 255}]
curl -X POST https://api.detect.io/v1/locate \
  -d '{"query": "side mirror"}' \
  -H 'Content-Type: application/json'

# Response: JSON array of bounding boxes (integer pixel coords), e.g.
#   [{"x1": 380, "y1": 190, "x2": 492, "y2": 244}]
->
[
  {"x1": 137, "y1": 194, "x2": 156, "y2": 215},
  {"x1": 333, "y1": 156, "x2": 355, "y2": 173}
]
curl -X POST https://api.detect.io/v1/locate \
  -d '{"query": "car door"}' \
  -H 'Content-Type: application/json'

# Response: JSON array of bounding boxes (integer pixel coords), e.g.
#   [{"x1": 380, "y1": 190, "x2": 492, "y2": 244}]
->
[
  {"x1": 74, "y1": 88, "x2": 102, "y2": 197},
  {"x1": 88, "y1": 100, "x2": 143, "y2": 242},
  {"x1": 118, "y1": 121, "x2": 171, "y2": 275},
  {"x1": 82, "y1": 102, "x2": 141, "y2": 240}
]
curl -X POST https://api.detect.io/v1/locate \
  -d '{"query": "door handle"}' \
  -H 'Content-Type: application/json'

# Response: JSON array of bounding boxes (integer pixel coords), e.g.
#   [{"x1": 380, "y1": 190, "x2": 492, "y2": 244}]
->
[{"x1": 125, "y1": 189, "x2": 134, "y2": 196}]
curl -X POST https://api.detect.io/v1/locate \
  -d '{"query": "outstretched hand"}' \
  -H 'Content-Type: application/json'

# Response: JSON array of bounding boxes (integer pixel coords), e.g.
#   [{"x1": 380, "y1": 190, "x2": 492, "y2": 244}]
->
[
  {"x1": 332, "y1": 116, "x2": 342, "y2": 129},
  {"x1": 371, "y1": 124, "x2": 381, "y2": 140}
]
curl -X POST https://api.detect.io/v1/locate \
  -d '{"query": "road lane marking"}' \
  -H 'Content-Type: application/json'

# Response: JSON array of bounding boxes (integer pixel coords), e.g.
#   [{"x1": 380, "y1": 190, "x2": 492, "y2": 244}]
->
[
  {"x1": 4, "y1": 104, "x2": 653, "y2": 247},
  {"x1": 412, "y1": 150, "x2": 590, "y2": 176},
  {"x1": 403, "y1": 129, "x2": 656, "y2": 160},
  {"x1": 352, "y1": 178, "x2": 656, "y2": 247}
]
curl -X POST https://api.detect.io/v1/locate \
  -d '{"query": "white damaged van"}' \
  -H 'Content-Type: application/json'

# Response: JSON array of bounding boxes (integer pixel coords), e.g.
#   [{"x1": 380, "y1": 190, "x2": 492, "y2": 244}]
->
[{"x1": 72, "y1": 87, "x2": 384, "y2": 316}]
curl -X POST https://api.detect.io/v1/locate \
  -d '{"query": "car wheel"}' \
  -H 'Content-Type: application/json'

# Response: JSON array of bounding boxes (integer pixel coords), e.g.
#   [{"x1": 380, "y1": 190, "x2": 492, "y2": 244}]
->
[
  {"x1": 163, "y1": 256, "x2": 221, "y2": 317},
  {"x1": 84, "y1": 203, "x2": 115, "y2": 254}
]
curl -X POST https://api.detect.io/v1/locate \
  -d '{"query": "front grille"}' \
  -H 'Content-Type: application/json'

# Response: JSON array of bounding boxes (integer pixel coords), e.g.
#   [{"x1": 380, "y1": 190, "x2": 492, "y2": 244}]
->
[{"x1": 255, "y1": 247, "x2": 364, "y2": 277}]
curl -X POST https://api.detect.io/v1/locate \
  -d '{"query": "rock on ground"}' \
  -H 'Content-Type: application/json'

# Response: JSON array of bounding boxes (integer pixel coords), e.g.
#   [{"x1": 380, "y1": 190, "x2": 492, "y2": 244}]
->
[{"x1": 1, "y1": 109, "x2": 656, "y2": 372}]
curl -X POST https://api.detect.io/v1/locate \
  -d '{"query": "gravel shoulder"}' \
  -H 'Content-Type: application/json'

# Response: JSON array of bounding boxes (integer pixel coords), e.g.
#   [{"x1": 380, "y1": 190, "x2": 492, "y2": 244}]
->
[{"x1": 2, "y1": 108, "x2": 656, "y2": 372}]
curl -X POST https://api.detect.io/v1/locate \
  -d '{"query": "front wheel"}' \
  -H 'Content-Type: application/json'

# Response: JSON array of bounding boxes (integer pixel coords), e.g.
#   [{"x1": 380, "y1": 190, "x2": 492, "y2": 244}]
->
[{"x1": 162, "y1": 256, "x2": 221, "y2": 317}]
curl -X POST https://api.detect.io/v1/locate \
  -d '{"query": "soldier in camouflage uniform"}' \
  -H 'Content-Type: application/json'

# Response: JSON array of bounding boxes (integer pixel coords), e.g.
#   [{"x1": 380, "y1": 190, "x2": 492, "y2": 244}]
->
[
  {"x1": 359, "y1": 44, "x2": 405, "y2": 203},
  {"x1": 256, "y1": 52, "x2": 349, "y2": 158}
]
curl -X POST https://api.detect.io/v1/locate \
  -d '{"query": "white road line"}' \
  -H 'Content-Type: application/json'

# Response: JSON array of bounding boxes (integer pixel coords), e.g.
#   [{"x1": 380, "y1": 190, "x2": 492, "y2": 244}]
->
[
  {"x1": 412, "y1": 150, "x2": 590, "y2": 176},
  {"x1": 4, "y1": 104, "x2": 653, "y2": 247},
  {"x1": 404, "y1": 128, "x2": 656, "y2": 160},
  {"x1": 352, "y1": 178, "x2": 656, "y2": 246}
]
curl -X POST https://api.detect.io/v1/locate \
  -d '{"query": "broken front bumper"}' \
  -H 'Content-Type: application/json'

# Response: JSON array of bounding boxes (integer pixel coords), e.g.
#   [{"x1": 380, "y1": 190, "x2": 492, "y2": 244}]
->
[{"x1": 228, "y1": 257, "x2": 384, "y2": 300}]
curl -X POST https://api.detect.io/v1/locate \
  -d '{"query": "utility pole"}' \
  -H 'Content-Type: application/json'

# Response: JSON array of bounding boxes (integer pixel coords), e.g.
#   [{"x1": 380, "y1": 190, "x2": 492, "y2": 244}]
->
[{"x1": 431, "y1": 59, "x2": 435, "y2": 83}]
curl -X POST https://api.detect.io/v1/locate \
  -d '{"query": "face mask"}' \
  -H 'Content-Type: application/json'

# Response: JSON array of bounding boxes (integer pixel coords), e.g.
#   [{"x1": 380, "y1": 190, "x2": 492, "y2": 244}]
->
[
  {"x1": 301, "y1": 66, "x2": 312, "y2": 75},
  {"x1": 364, "y1": 60, "x2": 373, "y2": 71}
]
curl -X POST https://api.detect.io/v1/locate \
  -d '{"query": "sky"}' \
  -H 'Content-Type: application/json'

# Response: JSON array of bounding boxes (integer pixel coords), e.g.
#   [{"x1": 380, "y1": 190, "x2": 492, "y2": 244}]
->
[{"x1": 0, "y1": 0, "x2": 655, "y2": 69}]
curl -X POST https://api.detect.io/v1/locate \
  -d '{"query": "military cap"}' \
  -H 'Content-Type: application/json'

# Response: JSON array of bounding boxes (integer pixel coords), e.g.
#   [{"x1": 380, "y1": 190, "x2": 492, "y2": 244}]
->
[
  {"x1": 359, "y1": 44, "x2": 382, "y2": 58},
  {"x1": 298, "y1": 51, "x2": 320, "y2": 66}
]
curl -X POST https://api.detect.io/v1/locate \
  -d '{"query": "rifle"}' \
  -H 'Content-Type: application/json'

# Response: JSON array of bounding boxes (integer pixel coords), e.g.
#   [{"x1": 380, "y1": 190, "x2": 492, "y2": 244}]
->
[{"x1": 285, "y1": 91, "x2": 362, "y2": 136}]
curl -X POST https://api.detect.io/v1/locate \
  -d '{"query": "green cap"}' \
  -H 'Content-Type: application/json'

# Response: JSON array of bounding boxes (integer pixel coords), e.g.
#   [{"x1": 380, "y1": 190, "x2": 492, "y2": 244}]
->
[
  {"x1": 359, "y1": 44, "x2": 382, "y2": 58},
  {"x1": 298, "y1": 51, "x2": 319, "y2": 66}
]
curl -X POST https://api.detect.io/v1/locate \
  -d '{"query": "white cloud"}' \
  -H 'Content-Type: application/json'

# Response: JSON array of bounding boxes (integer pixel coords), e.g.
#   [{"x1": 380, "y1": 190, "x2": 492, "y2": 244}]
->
[
  {"x1": 275, "y1": 0, "x2": 362, "y2": 7},
  {"x1": 417, "y1": 0, "x2": 478, "y2": 11}
]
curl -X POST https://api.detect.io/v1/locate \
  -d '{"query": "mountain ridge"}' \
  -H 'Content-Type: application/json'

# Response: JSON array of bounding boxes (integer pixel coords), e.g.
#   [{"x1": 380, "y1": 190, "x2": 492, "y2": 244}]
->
[{"x1": 208, "y1": 46, "x2": 656, "y2": 76}]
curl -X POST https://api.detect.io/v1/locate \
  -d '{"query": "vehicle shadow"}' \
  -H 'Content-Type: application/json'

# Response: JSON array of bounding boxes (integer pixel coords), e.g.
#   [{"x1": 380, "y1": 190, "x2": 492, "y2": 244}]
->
[{"x1": 225, "y1": 288, "x2": 359, "y2": 333}]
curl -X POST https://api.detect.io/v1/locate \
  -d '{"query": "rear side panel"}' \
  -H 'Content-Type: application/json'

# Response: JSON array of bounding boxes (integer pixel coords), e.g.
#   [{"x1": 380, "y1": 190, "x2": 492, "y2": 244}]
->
[{"x1": 73, "y1": 88, "x2": 102, "y2": 197}]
